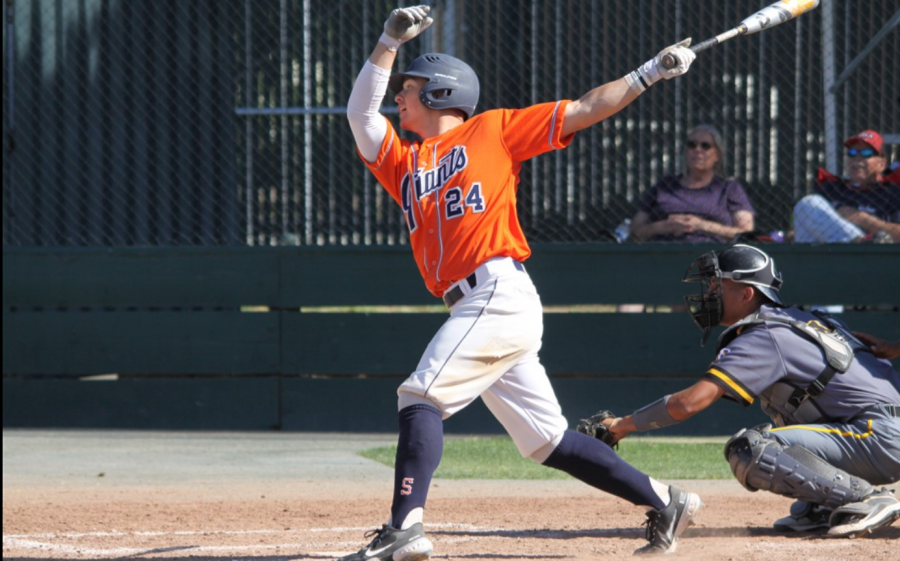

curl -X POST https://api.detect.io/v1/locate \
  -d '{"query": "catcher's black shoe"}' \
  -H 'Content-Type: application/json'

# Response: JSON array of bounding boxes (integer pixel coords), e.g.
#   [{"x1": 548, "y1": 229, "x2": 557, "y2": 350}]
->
[
  {"x1": 633, "y1": 486, "x2": 703, "y2": 556},
  {"x1": 773, "y1": 501, "x2": 832, "y2": 532},
  {"x1": 336, "y1": 523, "x2": 432, "y2": 561},
  {"x1": 827, "y1": 488, "x2": 900, "y2": 538}
]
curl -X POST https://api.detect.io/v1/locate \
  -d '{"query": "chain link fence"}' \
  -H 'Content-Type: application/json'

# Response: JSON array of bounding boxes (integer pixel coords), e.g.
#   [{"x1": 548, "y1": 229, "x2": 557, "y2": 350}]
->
[{"x1": 3, "y1": 0, "x2": 898, "y2": 247}]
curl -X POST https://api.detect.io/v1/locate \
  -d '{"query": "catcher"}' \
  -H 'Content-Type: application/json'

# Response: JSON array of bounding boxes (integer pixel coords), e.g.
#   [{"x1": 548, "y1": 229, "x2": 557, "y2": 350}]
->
[{"x1": 579, "y1": 244, "x2": 900, "y2": 537}]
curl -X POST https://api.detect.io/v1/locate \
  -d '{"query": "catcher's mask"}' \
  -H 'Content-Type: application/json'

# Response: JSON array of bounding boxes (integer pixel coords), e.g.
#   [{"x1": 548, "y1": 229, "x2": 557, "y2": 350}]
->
[{"x1": 683, "y1": 244, "x2": 784, "y2": 345}]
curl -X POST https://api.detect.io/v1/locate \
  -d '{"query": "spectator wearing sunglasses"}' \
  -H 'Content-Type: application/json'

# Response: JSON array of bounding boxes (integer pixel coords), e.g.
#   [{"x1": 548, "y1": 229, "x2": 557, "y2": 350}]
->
[
  {"x1": 793, "y1": 130, "x2": 900, "y2": 243},
  {"x1": 629, "y1": 124, "x2": 755, "y2": 243}
]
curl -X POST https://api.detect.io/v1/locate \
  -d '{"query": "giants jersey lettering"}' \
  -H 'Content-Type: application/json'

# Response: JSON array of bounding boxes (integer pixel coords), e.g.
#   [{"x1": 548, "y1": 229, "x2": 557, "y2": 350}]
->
[{"x1": 362, "y1": 101, "x2": 573, "y2": 296}]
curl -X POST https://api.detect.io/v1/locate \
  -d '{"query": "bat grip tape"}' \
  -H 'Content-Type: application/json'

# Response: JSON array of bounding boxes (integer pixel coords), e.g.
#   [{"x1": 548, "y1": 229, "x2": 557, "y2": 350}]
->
[{"x1": 691, "y1": 36, "x2": 722, "y2": 54}]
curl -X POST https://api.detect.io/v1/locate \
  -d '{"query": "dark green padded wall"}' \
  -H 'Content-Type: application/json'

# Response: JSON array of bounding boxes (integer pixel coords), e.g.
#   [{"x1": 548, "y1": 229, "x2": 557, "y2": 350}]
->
[{"x1": 3, "y1": 245, "x2": 898, "y2": 432}]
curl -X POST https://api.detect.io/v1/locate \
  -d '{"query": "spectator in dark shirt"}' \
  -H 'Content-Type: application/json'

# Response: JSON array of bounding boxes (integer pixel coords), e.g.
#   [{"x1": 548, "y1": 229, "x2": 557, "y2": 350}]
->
[
  {"x1": 629, "y1": 124, "x2": 755, "y2": 243},
  {"x1": 794, "y1": 130, "x2": 900, "y2": 243}
]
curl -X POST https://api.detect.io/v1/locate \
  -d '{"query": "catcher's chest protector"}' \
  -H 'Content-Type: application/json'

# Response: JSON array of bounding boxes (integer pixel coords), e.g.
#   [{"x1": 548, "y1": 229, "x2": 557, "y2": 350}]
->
[{"x1": 717, "y1": 311, "x2": 864, "y2": 426}]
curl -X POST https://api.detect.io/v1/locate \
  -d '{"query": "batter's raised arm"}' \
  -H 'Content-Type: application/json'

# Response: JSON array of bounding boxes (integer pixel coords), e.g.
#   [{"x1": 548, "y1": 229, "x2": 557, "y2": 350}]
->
[
  {"x1": 347, "y1": 5, "x2": 433, "y2": 162},
  {"x1": 562, "y1": 39, "x2": 695, "y2": 137}
]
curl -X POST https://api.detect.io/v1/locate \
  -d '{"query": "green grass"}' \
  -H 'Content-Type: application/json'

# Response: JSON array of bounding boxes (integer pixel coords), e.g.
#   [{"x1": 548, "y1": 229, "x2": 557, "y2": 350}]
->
[{"x1": 359, "y1": 436, "x2": 733, "y2": 480}]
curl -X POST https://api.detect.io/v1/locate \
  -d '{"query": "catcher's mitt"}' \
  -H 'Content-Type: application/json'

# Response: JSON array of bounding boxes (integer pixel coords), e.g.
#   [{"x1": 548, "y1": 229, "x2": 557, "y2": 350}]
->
[{"x1": 576, "y1": 410, "x2": 618, "y2": 448}]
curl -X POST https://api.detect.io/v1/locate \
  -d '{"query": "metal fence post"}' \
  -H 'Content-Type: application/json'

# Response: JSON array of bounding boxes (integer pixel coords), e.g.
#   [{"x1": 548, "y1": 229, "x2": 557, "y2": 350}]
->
[
  {"x1": 244, "y1": 0, "x2": 253, "y2": 245},
  {"x1": 278, "y1": 0, "x2": 288, "y2": 243},
  {"x1": 821, "y1": 0, "x2": 838, "y2": 173},
  {"x1": 4, "y1": 0, "x2": 15, "y2": 245},
  {"x1": 302, "y1": 0, "x2": 312, "y2": 245}
]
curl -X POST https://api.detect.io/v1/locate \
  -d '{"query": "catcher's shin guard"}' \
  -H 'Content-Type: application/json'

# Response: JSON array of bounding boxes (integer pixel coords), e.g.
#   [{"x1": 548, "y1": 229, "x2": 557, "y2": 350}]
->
[{"x1": 724, "y1": 427, "x2": 872, "y2": 510}]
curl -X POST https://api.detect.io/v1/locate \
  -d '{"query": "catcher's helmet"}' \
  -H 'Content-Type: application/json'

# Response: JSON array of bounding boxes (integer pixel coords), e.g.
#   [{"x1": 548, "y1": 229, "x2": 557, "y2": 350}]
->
[
  {"x1": 683, "y1": 244, "x2": 784, "y2": 345},
  {"x1": 389, "y1": 53, "x2": 479, "y2": 120}
]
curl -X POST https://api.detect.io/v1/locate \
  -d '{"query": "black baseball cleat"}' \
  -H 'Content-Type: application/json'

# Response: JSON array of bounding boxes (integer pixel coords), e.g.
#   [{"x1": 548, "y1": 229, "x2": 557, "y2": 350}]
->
[
  {"x1": 827, "y1": 488, "x2": 900, "y2": 538},
  {"x1": 633, "y1": 486, "x2": 703, "y2": 555},
  {"x1": 773, "y1": 500, "x2": 832, "y2": 532},
  {"x1": 336, "y1": 523, "x2": 433, "y2": 561}
]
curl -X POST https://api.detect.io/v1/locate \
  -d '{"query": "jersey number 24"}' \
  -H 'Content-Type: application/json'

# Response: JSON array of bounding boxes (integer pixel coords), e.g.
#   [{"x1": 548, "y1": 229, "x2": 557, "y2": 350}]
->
[{"x1": 403, "y1": 182, "x2": 485, "y2": 232}]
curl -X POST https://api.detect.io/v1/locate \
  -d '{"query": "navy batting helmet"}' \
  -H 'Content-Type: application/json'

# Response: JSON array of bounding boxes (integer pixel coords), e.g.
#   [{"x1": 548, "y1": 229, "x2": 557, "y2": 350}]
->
[{"x1": 389, "y1": 53, "x2": 479, "y2": 120}]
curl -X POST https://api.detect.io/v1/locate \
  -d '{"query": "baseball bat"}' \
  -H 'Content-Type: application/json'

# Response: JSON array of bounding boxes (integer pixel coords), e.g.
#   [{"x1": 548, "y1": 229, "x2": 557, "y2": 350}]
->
[{"x1": 661, "y1": 0, "x2": 821, "y2": 69}]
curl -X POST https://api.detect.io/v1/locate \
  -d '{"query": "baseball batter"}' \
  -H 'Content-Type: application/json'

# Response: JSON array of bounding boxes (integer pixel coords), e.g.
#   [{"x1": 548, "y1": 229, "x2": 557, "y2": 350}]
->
[
  {"x1": 592, "y1": 244, "x2": 900, "y2": 538},
  {"x1": 340, "y1": 5, "x2": 699, "y2": 560}
]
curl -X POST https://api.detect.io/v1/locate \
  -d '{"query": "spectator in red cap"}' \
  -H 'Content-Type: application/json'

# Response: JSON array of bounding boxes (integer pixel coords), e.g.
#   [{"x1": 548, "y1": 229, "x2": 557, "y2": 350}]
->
[{"x1": 793, "y1": 129, "x2": 900, "y2": 243}]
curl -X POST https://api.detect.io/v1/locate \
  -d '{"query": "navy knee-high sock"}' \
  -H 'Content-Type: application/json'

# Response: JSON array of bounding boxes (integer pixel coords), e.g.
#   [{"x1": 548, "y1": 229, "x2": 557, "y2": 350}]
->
[
  {"x1": 543, "y1": 429, "x2": 665, "y2": 510},
  {"x1": 391, "y1": 404, "x2": 444, "y2": 527}
]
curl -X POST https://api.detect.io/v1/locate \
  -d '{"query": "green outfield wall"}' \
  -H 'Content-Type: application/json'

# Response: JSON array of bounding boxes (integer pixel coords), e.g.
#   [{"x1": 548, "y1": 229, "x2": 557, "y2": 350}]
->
[{"x1": 3, "y1": 245, "x2": 898, "y2": 434}]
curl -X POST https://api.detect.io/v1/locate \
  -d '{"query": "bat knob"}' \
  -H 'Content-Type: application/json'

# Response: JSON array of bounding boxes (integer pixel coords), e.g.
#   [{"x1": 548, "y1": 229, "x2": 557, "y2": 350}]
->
[{"x1": 661, "y1": 53, "x2": 678, "y2": 70}]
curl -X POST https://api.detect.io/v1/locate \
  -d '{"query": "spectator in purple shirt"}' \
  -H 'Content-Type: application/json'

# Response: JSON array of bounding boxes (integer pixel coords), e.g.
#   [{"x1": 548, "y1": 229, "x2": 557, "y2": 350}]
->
[{"x1": 629, "y1": 124, "x2": 756, "y2": 243}]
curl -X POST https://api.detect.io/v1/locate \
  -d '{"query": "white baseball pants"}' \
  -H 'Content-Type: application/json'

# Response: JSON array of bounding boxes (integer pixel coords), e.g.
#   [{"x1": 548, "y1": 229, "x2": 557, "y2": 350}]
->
[{"x1": 398, "y1": 257, "x2": 569, "y2": 458}]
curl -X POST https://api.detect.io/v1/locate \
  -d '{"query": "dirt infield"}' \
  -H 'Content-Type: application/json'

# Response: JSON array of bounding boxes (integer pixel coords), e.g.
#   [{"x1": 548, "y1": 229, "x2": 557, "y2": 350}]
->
[{"x1": 3, "y1": 430, "x2": 897, "y2": 560}]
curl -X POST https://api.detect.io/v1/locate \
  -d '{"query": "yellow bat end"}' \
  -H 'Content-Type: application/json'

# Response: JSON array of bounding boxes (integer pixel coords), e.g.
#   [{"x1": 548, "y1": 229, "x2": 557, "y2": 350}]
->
[
  {"x1": 779, "y1": 0, "x2": 821, "y2": 17},
  {"x1": 741, "y1": 0, "x2": 820, "y2": 35}
]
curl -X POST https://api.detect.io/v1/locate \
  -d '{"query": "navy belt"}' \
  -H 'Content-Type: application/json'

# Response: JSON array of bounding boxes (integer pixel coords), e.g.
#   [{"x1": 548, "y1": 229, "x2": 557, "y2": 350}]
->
[
  {"x1": 442, "y1": 273, "x2": 477, "y2": 308},
  {"x1": 442, "y1": 261, "x2": 526, "y2": 308}
]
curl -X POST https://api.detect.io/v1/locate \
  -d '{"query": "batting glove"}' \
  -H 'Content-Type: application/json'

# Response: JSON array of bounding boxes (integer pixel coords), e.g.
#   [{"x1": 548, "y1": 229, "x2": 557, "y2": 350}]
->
[
  {"x1": 380, "y1": 5, "x2": 434, "y2": 51},
  {"x1": 628, "y1": 38, "x2": 695, "y2": 93}
]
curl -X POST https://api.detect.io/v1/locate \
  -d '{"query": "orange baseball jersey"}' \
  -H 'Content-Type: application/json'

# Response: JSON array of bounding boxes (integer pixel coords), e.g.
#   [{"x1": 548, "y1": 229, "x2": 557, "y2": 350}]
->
[{"x1": 362, "y1": 101, "x2": 574, "y2": 297}]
